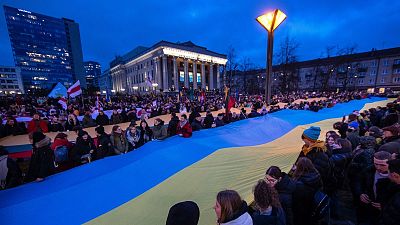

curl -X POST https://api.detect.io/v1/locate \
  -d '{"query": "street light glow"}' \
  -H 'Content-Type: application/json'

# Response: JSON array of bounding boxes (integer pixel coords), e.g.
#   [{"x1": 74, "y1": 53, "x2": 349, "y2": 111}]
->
[{"x1": 256, "y1": 9, "x2": 286, "y2": 32}]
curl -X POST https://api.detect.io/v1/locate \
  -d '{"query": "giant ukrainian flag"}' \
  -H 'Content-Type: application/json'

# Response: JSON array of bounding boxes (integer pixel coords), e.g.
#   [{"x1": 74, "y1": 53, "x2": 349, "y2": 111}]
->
[{"x1": 0, "y1": 97, "x2": 391, "y2": 225}]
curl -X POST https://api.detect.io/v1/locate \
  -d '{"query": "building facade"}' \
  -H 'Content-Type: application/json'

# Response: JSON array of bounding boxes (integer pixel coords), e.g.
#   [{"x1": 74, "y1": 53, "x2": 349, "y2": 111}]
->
[
  {"x1": 3, "y1": 5, "x2": 86, "y2": 91},
  {"x1": 98, "y1": 68, "x2": 112, "y2": 93},
  {"x1": 0, "y1": 66, "x2": 24, "y2": 95},
  {"x1": 110, "y1": 41, "x2": 227, "y2": 93},
  {"x1": 271, "y1": 47, "x2": 400, "y2": 93},
  {"x1": 84, "y1": 61, "x2": 101, "y2": 88}
]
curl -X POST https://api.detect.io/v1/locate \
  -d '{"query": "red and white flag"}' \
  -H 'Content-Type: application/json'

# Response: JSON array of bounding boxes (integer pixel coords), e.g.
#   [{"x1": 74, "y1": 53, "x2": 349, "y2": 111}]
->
[
  {"x1": 58, "y1": 97, "x2": 68, "y2": 110},
  {"x1": 67, "y1": 80, "x2": 82, "y2": 98}
]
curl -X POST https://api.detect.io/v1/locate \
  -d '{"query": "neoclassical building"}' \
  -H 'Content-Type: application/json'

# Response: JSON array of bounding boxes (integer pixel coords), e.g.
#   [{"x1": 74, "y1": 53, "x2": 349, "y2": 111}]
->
[{"x1": 110, "y1": 41, "x2": 227, "y2": 93}]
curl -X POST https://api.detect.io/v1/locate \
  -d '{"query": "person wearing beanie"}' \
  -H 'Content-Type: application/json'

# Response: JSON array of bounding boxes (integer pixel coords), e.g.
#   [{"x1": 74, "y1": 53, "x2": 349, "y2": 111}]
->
[
  {"x1": 298, "y1": 126, "x2": 333, "y2": 194},
  {"x1": 379, "y1": 159, "x2": 400, "y2": 225},
  {"x1": 347, "y1": 122, "x2": 360, "y2": 150},
  {"x1": 95, "y1": 126, "x2": 113, "y2": 159},
  {"x1": 191, "y1": 112, "x2": 203, "y2": 132},
  {"x1": 382, "y1": 124, "x2": 400, "y2": 145},
  {"x1": 166, "y1": 201, "x2": 200, "y2": 225},
  {"x1": 27, "y1": 131, "x2": 54, "y2": 182},
  {"x1": 152, "y1": 118, "x2": 168, "y2": 140}
]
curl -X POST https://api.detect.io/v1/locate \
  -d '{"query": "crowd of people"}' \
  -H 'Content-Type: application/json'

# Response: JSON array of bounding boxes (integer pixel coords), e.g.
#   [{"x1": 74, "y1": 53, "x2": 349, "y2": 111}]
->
[
  {"x1": 164, "y1": 99, "x2": 400, "y2": 225},
  {"x1": 1, "y1": 90, "x2": 398, "y2": 225}
]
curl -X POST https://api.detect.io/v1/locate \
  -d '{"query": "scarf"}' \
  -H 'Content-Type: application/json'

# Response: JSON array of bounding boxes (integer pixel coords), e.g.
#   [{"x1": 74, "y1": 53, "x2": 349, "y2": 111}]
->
[{"x1": 302, "y1": 140, "x2": 326, "y2": 156}]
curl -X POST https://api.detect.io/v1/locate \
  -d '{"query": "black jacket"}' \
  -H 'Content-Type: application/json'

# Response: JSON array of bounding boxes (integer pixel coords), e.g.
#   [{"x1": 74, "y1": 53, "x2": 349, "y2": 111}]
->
[
  {"x1": 275, "y1": 173, "x2": 295, "y2": 225},
  {"x1": 292, "y1": 171, "x2": 323, "y2": 225},
  {"x1": 299, "y1": 148, "x2": 333, "y2": 194},
  {"x1": 71, "y1": 137, "x2": 96, "y2": 162},
  {"x1": 96, "y1": 134, "x2": 113, "y2": 159},
  {"x1": 0, "y1": 156, "x2": 22, "y2": 189},
  {"x1": 353, "y1": 167, "x2": 392, "y2": 204},
  {"x1": 330, "y1": 147, "x2": 352, "y2": 189},
  {"x1": 203, "y1": 115, "x2": 214, "y2": 129},
  {"x1": 215, "y1": 118, "x2": 225, "y2": 127},
  {"x1": 167, "y1": 116, "x2": 180, "y2": 136},
  {"x1": 27, "y1": 137, "x2": 55, "y2": 181},
  {"x1": 252, "y1": 207, "x2": 286, "y2": 225},
  {"x1": 191, "y1": 119, "x2": 202, "y2": 131},
  {"x1": 379, "y1": 184, "x2": 400, "y2": 225},
  {"x1": 96, "y1": 114, "x2": 109, "y2": 126},
  {"x1": 3, "y1": 123, "x2": 26, "y2": 136}
]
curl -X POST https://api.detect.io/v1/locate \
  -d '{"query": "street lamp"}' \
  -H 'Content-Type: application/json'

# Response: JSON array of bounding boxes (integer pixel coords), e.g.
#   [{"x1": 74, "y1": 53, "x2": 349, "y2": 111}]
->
[
  {"x1": 256, "y1": 9, "x2": 287, "y2": 104},
  {"x1": 133, "y1": 86, "x2": 139, "y2": 91},
  {"x1": 152, "y1": 83, "x2": 158, "y2": 91}
]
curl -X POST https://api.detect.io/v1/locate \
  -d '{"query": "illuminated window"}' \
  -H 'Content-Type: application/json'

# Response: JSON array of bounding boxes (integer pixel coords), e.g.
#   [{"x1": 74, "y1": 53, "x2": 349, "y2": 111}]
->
[
  {"x1": 197, "y1": 72, "x2": 201, "y2": 83},
  {"x1": 179, "y1": 71, "x2": 184, "y2": 82},
  {"x1": 189, "y1": 72, "x2": 193, "y2": 82}
]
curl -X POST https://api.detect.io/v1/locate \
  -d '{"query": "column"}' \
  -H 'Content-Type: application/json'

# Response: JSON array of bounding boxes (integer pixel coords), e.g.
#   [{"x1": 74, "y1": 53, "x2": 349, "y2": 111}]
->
[
  {"x1": 193, "y1": 61, "x2": 198, "y2": 89},
  {"x1": 173, "y1": 57, "x2": 178, "y2": 91},
  {"x1": 209, "y1": 63, "x2": 214, "y2": 90},
  {"x1": 223, "y1": 65, "x2": 227, "y2": 87},
  {"x1": 216, "y1": 64, "x2": 220, "y2": 89},
  {"x1": 184, "y1": 59, "x2": 189, "y2": 88},
  {"x1": 154, "y1": 57, "x2": 161, "y2": 87},
  {"x1": 162, "y1": 55, "x2": 168, "y2": 91},
  {"x1": 201, "y1": 62, "x2": 206, "y2": 89}
]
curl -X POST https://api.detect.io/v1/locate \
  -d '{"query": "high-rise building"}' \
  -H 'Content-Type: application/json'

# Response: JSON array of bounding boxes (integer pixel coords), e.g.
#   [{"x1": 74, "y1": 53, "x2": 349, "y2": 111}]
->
[
  {"x1": 84, "y1": 61, "x2": 101, "y2": 88},
  {"x1": 3, "y1": 5, "x2": 86, "y2": 92},
  {"x1": 98, "y1": 68, "x2": 112, "y2": 94},
  {"x1": 0, "y1": 66, "x2": 24, "y2": 95}
]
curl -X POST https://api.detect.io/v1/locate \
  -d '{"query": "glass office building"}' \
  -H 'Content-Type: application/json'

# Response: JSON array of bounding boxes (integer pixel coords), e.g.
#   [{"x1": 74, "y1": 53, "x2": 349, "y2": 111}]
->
[
  {"x1": 3, "y1": 5, "x2": 85, "y2": 91},
  {"x1": 84, "y1": 61, "x2": 101, "y2": 88}
]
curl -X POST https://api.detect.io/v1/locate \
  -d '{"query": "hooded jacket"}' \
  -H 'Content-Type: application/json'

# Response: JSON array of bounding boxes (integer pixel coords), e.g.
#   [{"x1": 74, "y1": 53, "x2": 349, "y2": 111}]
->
[{"x1": 27, "y1": 136, "x2": 54, "y2": 180}]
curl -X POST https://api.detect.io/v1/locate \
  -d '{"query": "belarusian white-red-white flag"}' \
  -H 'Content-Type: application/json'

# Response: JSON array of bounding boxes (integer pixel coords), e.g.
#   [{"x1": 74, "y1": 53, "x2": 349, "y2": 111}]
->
[
  {"x1": 67, "y1": 80, "x2": 82, "y2": 98},
  {"x1": 58, "y1": 97, "x2": 68, "y2": 110}
]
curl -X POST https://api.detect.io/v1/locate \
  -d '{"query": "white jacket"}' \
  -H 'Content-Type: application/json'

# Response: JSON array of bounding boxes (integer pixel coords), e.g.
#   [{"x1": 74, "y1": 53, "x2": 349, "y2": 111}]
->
[{"x1": 220, "y1": 212, "x2": 253, "y2": 225}]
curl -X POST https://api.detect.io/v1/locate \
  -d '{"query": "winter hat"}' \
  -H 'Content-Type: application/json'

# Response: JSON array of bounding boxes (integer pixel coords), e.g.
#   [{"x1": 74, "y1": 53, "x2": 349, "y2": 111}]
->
[
  {"x1": 166, "y1": 201, "x2": 200, "y2": 225},
  {"x1": 348, "y1": 121, "x2": 359, "y2": 130},
  {"x1": 32, "y1": 132, "x2": 46, "y2": 144},
  {"x1": 359, "y1": 136, "x2": 376, "y2": 148},
  {"x1": 302, "y1": 126, "x2": 321, "y2": 141},
  {"x1": 378, "y1": 142, "x2": 400, "y2": 154},
  {"x1": 383, "y1": 124, "x2": 400, "y2": 136},
  {"x1": 368, "y1": 126, "x2": 383, "y2": 138},
  {"x1": 95, "y1": 126, "x2": 105, "y2": 134}
]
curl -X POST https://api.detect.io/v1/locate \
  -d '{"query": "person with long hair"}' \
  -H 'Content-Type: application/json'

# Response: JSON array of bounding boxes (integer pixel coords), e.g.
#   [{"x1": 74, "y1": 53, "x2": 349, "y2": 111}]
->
[
  {"x1": 292, "y1": 157, "x2": 322, "y2": 225},
  {"x1": 139, "y1": 120, "x2": 153, "y2": 143},
  {"x1": 214, "y1": 190, "x2": 253, "y2": 225},
  {"x1": 265, "y1": 166, "x2": 295, "y2": 225},
  {"x1": 110, "y1": 125, "x2": 129, "y2": 155},
  {"x1": 126, "y1": 125, "x2": 143, "y2": 149},
  {"x1": 252, "y1": 180, "x2": 286, "y2": 225}
]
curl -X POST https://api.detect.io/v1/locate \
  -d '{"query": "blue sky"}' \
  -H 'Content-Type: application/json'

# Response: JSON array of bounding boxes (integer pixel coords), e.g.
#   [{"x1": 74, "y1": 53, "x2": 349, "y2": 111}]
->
[{"x1": 0, "y1": 0, "x2": 399, "y2": 70}]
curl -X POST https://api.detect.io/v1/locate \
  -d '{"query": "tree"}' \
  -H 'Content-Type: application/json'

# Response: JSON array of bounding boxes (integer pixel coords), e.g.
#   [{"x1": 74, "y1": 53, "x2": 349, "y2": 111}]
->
[
  {"x1": 239, "y1": 57, "x2": 256, "y2": 93},
  {"x1": 226, "y1": 45, "x2": 239, "y2": 89},
  {"x1": 275, "y1": 35, "x2": 300, "y2": 94}
]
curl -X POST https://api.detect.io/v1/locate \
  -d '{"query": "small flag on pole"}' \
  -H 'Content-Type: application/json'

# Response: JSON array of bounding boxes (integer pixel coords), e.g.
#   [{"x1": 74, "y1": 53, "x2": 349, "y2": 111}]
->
[
  {"x1": 58, "y1": 97, "x2": 68, "y2": 110},
  {"x1": 67, "y1": 80, "x2": 82, "y2": 98}
]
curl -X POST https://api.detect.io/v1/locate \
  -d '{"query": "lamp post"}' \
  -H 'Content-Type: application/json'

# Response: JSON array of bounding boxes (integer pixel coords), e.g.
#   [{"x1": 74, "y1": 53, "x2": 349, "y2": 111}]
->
[
  {"x1": 152, "y1": 83, "x2": 159, "y2": 92},
  {"x1": 133, "y1": 86, "x2": 139, "y2": 93},
  {"x1": 256, "y1": 9, "x2": 287, "y2": 105}
]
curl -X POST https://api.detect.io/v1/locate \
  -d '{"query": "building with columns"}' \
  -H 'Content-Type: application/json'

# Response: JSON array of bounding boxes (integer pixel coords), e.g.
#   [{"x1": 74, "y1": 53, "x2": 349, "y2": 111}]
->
[{"x1": 110, "y1": 41, "x2": 227, "y2": 93}]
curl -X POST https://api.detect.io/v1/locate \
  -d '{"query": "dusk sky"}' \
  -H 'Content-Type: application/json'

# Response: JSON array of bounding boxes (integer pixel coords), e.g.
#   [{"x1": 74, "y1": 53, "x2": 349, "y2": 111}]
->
[{"x1": 0, "y1": 0, "x2": 399, "y2": 70}]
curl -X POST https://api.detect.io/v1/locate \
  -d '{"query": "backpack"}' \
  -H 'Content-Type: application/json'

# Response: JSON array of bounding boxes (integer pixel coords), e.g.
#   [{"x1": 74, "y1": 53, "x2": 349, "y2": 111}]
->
[
  {"x1": 54, "y1": 146, "x2": 69, "y2": 163},
  {"x1": 311, "y1": 189, "x2": 330, "y2": 220}
]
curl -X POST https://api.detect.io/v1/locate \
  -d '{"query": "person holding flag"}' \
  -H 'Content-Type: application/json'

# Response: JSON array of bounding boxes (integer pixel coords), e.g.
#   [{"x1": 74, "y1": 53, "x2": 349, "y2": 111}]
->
[{"x1": 224, "y1": 85, "x2": 236, "y2": 118}]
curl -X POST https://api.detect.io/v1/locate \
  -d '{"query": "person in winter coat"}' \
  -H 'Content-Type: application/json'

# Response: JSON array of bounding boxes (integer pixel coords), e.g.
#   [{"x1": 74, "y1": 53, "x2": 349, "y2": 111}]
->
[
  {"x1": 0, "y1": 147, "x2": 22, "y2": 189},
  {"x1": 191, "y1": 112, "x2": 203, "y2": 131},
  {"x1": 3, "y1": 117, "x2": 26, "y2": 136},
  {"x1": 167, "y1": 113, "x2": 180, "y2": 136},
  {"x1": 382, "y1": 124, "x2": 400, "y2": 145},
  {"x1": 111, "y1": 109, "x2": 123, "y2": 125},
  {"x1": 152, "y1": 118, "x2": 168, "y2": 140},
  {"x1": 139, "y1": 120, "x2": 153, "y2": 143},
  {"x1": 27, "y1": 132, "x2": 54, "y2": 182},
  {"x1": 346, "y1": 121, "x2": 360, "y2": 150},
  {"x1": 203, "y1": 111, "x2": 215, "y2": 129},
  {"x1": 292, "y1": 157, "x2": 323, "y2": 225},
  {"x1": 252, "y1": 180, "x2": 286, "y2": 225},
  {"x1": 27, "y1": 113, "x2": 49, "y2": 133},
  {"x1": 353, "y1": 151, "x2": 393, "y2": 225},
  {"x1": 330, "y1": 138, "x2": 352, "y2": 189},
  {"x1": 82, "y1": 111, "x2": 96, "y2": 128},
  {"x1": 110, "y1": 125, "x2": 129, "y2": 155},
  {"x1": 126, "y1": 125, "x2": 143, "y2": 149},
  {"x1": 214, "y1": 189, "x2": 253, "y2": 225},
  {"x1": 65, "y1": 113, "x2": 80, "y2": 131},
  {"x1": 215, "y1": 113, "x2": 226, "y2": 127},
  {"x1": 166, "y1": 201, "x2": 200, "y2": 225},
  {"x1": 71, "y1": 131, "x2": 96, "y2": 163},
  {"x1": 48, "y1": 116, "x2": 65, "y2": 133},
  {"x1": 176, "y1": 114, "x2": 192, "y2": 138},
  {"x1": 265, "y1": 166, "x2": 295, "y2": 225},
  {"x1": 379, "y1": 159, "x2": 400, "y2": 225},
  {"x1": 298, "y1": 126, "x2": 333, "y2": 194},
  {"x1": 95, "y1": 126, "x2": 113, "y2": 159},
  {"x1": 96, "y1": 111, "x2": 110, "y2": 126}
]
